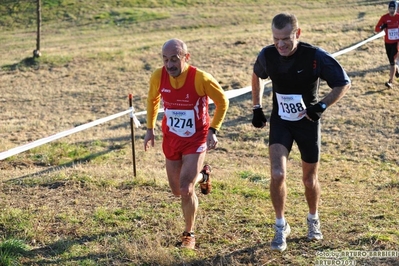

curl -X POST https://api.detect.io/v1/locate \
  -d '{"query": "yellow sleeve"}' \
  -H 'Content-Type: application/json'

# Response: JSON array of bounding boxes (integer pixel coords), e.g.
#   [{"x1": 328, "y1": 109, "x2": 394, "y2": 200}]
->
[
  {"x1": 195, "y1": 69, "x2": 229, "y2": 131},
  {"x1": 146, "y1": 68, "x2": 162, "y2": 129}
]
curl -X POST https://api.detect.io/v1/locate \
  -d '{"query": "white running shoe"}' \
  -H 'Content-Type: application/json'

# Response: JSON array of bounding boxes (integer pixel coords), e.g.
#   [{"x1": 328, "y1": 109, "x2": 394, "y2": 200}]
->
[
  {"x1": 307, "y1": 218, "x2": 323, "y2": 241},
  {"x1": 271, "y1": 222, "x2": 291, "y2": 252}
]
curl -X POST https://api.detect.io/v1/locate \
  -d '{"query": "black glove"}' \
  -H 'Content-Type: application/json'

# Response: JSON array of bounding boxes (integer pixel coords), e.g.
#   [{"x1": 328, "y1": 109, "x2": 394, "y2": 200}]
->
[
  {"x1": 380, "y1": 23, "x2": 387, "y2": 30},
  {"x1": 252, "y1": 108, "x2": 267, "y2": 128},
  {"x1": 306, "y1": 102, "x2": 327, "y2": 121}
]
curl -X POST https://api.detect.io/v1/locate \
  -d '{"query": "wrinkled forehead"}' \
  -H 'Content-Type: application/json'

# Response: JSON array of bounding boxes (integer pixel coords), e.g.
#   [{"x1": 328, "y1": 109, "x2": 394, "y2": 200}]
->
[{"x1": 162, "y1": 42, "x2": 184, "y2": 57}]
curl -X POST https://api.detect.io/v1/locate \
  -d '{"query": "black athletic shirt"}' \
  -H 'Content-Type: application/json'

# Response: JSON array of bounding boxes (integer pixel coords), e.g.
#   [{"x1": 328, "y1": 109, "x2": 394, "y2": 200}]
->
[{"x1": 253, "y1": 42, "x2": 351, "y2": 119}]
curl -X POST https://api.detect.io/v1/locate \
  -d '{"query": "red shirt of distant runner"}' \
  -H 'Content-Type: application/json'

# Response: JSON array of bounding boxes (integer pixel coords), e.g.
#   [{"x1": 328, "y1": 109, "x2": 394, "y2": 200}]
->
[{"x1": 375, "y1": 13, "x2": 399, "y2": 44}]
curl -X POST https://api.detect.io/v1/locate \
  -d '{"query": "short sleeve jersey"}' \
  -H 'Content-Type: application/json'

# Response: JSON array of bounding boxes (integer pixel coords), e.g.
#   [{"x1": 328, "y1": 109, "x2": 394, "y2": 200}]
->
[{"x1": 253, "y1": 42, "x2": 350, "y2": 119}]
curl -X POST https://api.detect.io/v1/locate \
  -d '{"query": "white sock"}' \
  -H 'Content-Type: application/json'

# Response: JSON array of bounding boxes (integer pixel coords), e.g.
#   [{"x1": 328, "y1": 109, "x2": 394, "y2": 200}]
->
[
  {"x1": 308, "y1": 212, "x2": 319, "y2": 220},
  {"x1": 276, "y1": 217, "x2": 286, "y2": 226}
]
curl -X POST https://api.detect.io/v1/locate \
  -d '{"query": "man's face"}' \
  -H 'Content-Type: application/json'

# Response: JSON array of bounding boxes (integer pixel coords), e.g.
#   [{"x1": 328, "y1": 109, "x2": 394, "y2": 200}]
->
[
  {"x1": 389, "y1": 6, "x2": 396, "y2": 16},
  {"x1": 162, "y1": 45, "x2": 188, "y2": 77},
  {"x1": 272, "y1": 24, "x2": 300, "y2": 57}
]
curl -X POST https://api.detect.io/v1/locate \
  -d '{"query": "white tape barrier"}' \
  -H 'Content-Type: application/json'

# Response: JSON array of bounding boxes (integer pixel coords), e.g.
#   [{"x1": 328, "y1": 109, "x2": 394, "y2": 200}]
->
[
  {"x1": 213, "y1": 31, "x2": 385, "y2": 101},
  {"x1": 0, "y1": 109, "x2": 141, "y2": 160},
  {"x1": 0, "y1": 31, "x2": 385, "y2": 161},
  {"x1": 331, "y1": 31, "x2": 385, "y2": 57}
]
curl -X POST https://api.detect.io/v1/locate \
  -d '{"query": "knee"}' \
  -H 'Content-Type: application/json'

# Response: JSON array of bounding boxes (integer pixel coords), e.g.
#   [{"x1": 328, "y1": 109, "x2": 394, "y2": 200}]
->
[
  {"x1": 303, "y1": 176, "x2": 318, "y2": 189},
  {"x1": 271, "y1": 169, "x2": 285, "y2": 184},
  {"x1": 179, "y1": 186, "x2": 194, "y2": 199}
]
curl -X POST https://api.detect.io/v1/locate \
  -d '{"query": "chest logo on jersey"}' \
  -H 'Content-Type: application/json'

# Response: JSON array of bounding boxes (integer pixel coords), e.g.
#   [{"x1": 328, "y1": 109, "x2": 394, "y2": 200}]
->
[
  {"x1": 171, "y1": 111, "x2": 187, "y2": 117},
  {"x1": 161, "y1": 88, "x2": 171, "y2": 93}
]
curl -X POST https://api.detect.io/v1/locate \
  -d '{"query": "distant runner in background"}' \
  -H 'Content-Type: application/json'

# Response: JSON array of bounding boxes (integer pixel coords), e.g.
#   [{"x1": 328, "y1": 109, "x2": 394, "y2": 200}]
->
[
  {"x1": 144, "y1": 38, "x2": 229, "y2": 249},
  {"x1": 251, "y1": 13, "x2": 351, "y2": 252},
  {"x1": 375, "y1": 0, "x2": 399, "y2": 89}
]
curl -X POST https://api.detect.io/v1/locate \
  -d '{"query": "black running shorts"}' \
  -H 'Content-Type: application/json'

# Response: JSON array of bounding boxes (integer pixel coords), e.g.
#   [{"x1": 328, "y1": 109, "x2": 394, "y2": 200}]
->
[
  {"x1": 384, "y1": 42, "x2": 398, "y2": 65},
  {"x1": 269, "y1": 115, "x2": 321, "y2": 163}
]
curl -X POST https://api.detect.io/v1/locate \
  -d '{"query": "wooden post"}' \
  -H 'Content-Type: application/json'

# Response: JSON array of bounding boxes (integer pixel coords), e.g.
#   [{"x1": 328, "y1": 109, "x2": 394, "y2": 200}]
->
[
  {"x1": 33, "y1": 0, "x2": 42, "y2": 57},
  {"x1": 129, "y1": 94, "x2": 137, "y2": 177}
]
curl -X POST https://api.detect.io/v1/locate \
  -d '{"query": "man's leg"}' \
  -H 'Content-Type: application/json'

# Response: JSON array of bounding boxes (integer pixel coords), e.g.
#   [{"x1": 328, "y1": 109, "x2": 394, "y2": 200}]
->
[
  {"x1": 179, "y1": 152, "x2": 206, "y2": 233},
  {"x1": 389, "y1": 64, "x2": 395, "y2": 84},
  {"x1": 302, "y1": 161, "x2": 320, "y2": 215},
  {"x1": 269, "y1": 144, "x2": 289, "y2": 219},
  {"x1": 166, "y1": 159, "x2": 182, "y2": 196},
  {"x1": 166, "y1": 152, "x2": 206, "y2": 249},
  {"x1": 302, "y1": 161, "x2": 323, "y2": 240},
  {"x1": 269, "y1": 143, "x2": 291, "y2": 252}
]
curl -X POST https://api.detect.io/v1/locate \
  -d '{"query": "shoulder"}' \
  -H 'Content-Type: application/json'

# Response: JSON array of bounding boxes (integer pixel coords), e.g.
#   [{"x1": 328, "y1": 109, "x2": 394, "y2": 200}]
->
[
  {"x1": 299, "y1": 42, "x2": 331, "y2": 58},
  {"x1": 298, "y1": 42, "x2": 318, "y2": 51},
  {"x1": 149, "y1": 67, "x2": 164, "y2": 85},
  {"x1": 314, "y1": 46, "x2": 330, "y2": 56},
  {"x1": 192, "y1": 66, "x2": 215, "y2": 81},
  {"x1": 260, "y1": 44, "x2": 277, "y2": 55},
  {"x1": 152, "y1": 67, "x2": 163, "y2": 76}
]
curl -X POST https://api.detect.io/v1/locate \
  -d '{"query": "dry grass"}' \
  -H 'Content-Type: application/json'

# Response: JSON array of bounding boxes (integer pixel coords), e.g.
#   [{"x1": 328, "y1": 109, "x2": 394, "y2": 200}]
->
[{"x1": 0, "y1": 0, "x2": 399, "y2": 265}]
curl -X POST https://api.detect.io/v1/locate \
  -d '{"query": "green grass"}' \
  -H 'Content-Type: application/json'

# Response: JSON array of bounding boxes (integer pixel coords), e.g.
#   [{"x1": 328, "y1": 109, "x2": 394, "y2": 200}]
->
[{"x1": 1, "y1": 0, "x2": 399, "y2": 265}]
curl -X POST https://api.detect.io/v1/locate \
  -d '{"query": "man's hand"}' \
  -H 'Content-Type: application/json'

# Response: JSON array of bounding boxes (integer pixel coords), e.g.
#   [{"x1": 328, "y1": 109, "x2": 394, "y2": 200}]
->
[
  {"x1": 306, "y1": 102, "x2": 327, "y2": 122},
  {"x1": 144, "y1": 129, "x2": 155, "y2": 151},
  {"x1": 252, "y1": 108, "x2": 267, "y2": 128},
  {"x1": 207, "y1": 131, "x2": 218, "y2": 150}
]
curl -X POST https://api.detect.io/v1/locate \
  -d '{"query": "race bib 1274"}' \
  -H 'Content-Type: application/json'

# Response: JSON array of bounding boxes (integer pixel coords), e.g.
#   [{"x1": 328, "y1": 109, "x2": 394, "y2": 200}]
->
[{"x1": 165, "y1": 109, "x2": 196, "y2": 137}]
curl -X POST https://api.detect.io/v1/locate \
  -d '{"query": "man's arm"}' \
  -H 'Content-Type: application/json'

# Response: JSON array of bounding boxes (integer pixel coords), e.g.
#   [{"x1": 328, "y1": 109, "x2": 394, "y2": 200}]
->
[
  {"x1": 320, "y1": 83, "x2": 351, "y2": 108},
  {"x1": 251, "y1": 72, "x2": 267, "y2": 128},
  {"x1": 252, "y1": 72, "x2": 264, "y2": 107},
  {"x1": 196, "y1": 70, "x2": 229, "y2": 132},
  {"x1": 375, "y1": 16, "x2": 386, "y2": 32}
]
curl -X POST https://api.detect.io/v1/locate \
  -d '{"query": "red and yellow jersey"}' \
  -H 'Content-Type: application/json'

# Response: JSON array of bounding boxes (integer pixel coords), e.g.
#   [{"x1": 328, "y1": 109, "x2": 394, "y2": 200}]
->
[
  {"x1": 146, "y1": 64, "x2": 229, "y2": 135},
  {"x1": 375, "y1": 13, "x2": 399, "y2": 43}
]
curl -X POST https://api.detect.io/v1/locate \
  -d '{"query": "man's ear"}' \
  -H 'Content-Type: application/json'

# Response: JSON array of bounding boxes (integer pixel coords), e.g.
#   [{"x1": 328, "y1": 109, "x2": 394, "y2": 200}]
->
[{"x1": 296, "y1": 28, "x2": 301, "y2": 39}]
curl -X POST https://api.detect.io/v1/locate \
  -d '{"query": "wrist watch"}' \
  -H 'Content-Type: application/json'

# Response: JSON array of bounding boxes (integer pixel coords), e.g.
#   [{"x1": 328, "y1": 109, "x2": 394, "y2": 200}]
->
[
  {"x1": 253, "y1": 104, "x2": 262, "y2": 109},
  {"x1": 318, "y1": 102, "x2": 327, "y2": 111}
]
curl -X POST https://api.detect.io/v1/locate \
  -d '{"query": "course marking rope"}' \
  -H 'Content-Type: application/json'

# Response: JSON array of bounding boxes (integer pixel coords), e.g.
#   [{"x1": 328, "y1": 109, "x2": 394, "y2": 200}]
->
[
  {"x1": 0, "y1": 31, "x2": 385, "y2": 161},
  {"x1": 0, "y1": 109, "x2": 141, "y2": 160}
]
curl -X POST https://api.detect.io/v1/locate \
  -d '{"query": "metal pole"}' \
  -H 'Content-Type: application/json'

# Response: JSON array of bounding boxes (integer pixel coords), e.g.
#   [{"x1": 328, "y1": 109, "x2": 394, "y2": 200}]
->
[{"x1": 129, "y1": 94, "x2": 137, "y2": 177}]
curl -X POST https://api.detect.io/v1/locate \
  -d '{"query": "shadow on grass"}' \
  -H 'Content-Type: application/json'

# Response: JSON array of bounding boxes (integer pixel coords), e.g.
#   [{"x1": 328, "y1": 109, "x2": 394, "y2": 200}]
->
[
  {"x1": 2, "y1": 57, "x2": 40, "y2": 71},
  {"x1": 21, "y1": 231, "x2": 127, "y2": 265},
  {"x1": 23, "y1": 239, "x2": 273, "y2": 265}
]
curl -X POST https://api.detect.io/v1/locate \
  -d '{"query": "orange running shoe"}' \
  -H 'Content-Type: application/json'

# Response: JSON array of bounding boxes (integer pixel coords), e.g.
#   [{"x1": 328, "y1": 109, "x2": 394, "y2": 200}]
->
[
  {"x1": 181, "y1": 231, "x2": 195, "y2": 249},
  {"x1": 199, "y1": 164, "x2": 212, "y2": 195}
]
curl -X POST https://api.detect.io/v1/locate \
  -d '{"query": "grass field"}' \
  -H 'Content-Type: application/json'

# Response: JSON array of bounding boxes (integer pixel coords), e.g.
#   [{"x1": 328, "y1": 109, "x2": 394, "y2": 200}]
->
[{"x1": 0, "y1": 0, "x2": 399, "y2": 265}]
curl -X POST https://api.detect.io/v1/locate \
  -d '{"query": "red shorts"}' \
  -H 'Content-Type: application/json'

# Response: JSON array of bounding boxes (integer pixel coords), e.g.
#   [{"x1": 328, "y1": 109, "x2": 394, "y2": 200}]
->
[{"x1": 162, "y1": 133, "x2": 207, "y2": 160}]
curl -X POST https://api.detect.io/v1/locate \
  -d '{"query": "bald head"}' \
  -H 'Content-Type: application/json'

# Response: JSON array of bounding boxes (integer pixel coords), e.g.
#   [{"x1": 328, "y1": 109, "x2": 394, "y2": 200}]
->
[
  {"x1": 162, "y1": 38, "x2": 188, "y2": 56},
  {"x1": 162, "y1": 38, "x2": 190, "y2": 77}
]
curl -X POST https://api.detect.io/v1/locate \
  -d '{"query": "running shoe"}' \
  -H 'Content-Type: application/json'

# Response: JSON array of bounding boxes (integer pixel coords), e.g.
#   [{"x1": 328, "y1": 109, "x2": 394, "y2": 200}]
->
[
  {"x1": 181, "y1": 231, "x2": 195, "y2": 249},
  {"x1": 385, "y1": 81, "x2": 393, "y2": 89},
  {"x1": 396, "y1": 67, "x2": 399, "y2": 78},
  {"x1": 199, "y1": 164, "x2": 212, "y2": 195},
  {"x1": 307, "y1": 218, "x2": 323, "y2": 241},
  {"x1": 271, "y1": 222, "x2": 291, "y2": 252}
]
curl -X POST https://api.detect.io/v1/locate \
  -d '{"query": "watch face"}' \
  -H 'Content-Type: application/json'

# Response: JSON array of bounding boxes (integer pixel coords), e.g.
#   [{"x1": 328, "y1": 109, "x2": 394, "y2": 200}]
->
[{"x1": 320, "y1": 103, "x2": 327, "y2": 109}]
